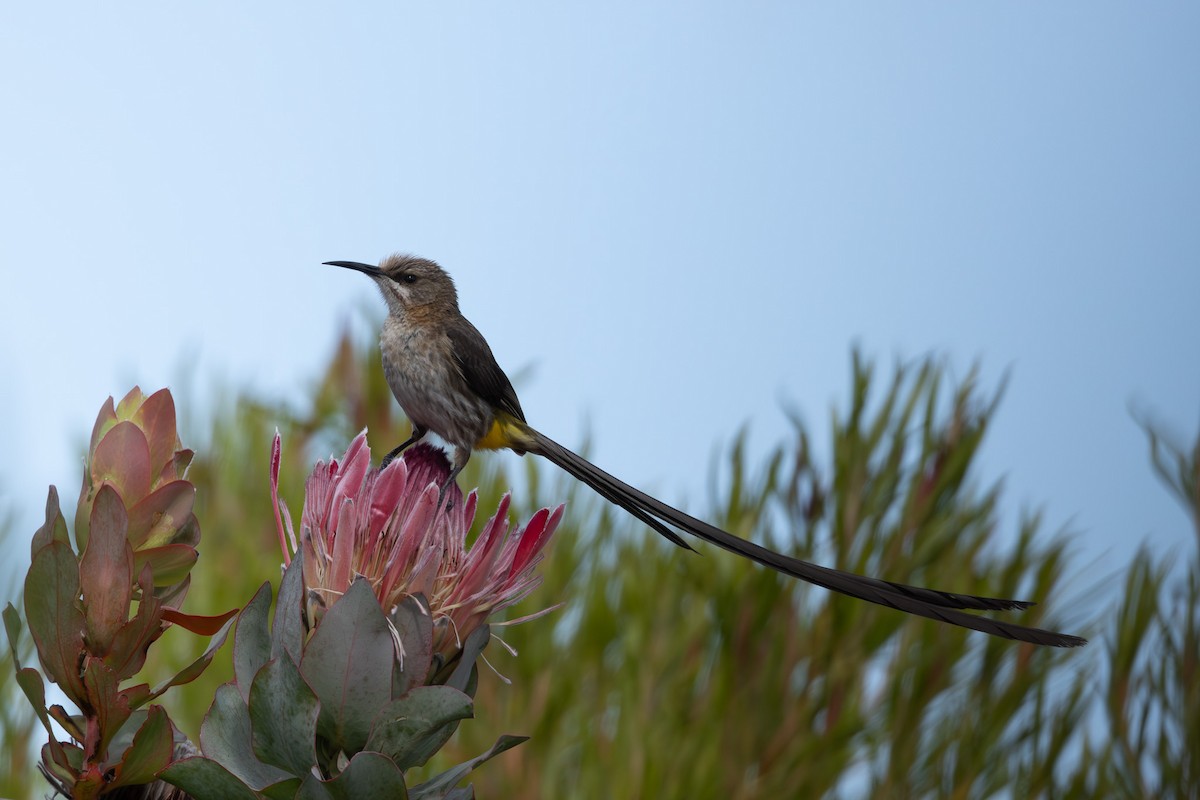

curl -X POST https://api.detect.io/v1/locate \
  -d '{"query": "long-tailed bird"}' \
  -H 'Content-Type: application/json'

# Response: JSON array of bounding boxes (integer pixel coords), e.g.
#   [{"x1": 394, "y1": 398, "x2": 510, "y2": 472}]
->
[{"x1": 326, "y1": 254, "x2": 1085, "y2": 648}]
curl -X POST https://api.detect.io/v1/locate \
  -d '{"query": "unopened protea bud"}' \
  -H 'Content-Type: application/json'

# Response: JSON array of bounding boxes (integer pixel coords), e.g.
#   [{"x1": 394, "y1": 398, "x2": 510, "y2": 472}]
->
[
  {"x1": 75, "y1": 387, "x2": 200, "y2": 591},
  {"x1": 9, "y1": 388, "x2": 235, "y2": 800}
]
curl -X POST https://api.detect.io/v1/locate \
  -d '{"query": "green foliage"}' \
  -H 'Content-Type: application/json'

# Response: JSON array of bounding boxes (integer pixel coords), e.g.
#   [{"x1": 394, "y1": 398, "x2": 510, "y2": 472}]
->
[{"x1": 1070, "y1": 418, "x2": 1200, "y2": 797}]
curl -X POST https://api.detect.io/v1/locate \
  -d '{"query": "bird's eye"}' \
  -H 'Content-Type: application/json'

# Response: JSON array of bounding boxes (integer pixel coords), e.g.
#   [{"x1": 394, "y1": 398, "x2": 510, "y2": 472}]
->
[{"x1": 400, "y1": 273, "x2": 417, "y2": 284}]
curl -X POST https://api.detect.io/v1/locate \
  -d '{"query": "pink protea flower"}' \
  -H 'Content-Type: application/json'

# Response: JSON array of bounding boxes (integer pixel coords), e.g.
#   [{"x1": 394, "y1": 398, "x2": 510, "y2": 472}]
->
[{"x1": 270, "y1": 430, "x2": 562, "y2": 662}]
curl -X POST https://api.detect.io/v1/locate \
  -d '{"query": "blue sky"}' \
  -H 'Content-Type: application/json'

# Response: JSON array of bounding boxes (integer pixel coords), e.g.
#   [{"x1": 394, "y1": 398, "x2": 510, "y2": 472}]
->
[{"x1": 2, "y1": 3, "x2": 1197, "y2": 613}]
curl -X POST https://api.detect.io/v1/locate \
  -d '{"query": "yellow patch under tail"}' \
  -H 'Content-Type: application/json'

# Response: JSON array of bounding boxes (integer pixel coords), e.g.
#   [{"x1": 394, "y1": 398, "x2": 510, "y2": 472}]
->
[{"x1": 475, "y1": 414, "x2": 534, "y2": 452}]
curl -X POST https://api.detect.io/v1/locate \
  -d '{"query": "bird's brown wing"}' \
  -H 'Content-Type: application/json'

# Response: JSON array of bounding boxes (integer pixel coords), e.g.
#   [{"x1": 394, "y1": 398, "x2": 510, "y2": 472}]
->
[{"x1": 447, "y1": 319, "x2": 526, "y2": 422}]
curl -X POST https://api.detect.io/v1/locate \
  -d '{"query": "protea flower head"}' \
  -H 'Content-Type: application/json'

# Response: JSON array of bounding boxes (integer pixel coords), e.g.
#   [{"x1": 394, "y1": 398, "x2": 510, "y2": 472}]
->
[{"x1": 271, "y1": 430, "x2": 563, "y2": 665}]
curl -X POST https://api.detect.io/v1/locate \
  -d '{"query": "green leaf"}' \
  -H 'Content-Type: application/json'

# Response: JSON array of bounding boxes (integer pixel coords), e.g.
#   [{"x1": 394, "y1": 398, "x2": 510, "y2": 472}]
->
[
  {"x1": 3, "y1": 603, "x2": 24, "y2": 664},
  {"x1": 24, "y1": 539, "x2": 87, "y2": 702},
  {"x1": 300, "y1": 578, "x2": 395, "y2": 754},
  {"x1": 296, "y1": 773, "x2": 336, "y2": 800},
  {"x1": 272, "y1": 555, "x2": 305, "y2": 665},
  {"x1": 161, "y1": 757, "x2": 262, "y2": 800},
  {"x1": 32, "y1": 485, "x2": 71, "y2": 555},
  {"x1": 106, "y1": 709, "x2": 149, "y2": 759},
  {"x1": 408, "y1": 735, "x2": 528, "y2": 799},
  {"x1": 171, "y1": 448, "x2": 195, "y2": 481},
  {"x1": 115, "y1": 386, "x2": 147, "y2": 419},
  {"x1": 235, "y1": 582, "x2": 273, "y2": 704},
  {"x1": 199, "y1": 683, "x2": 293, "y2": 790},
  {"x1": 141, "y1": 614, "x2": 236, "y2": 708},
  {"x1": 445, "y1": 624, "x2": 489, "y2": 695},
  {"x1": 261, "y1": 778, "x2": 306, "y2": 800},
  {"x1": 15, "y1": 667, "x2": 51, "y2": 731},
  {"x1": 80, "y1": 485, "x2": 134, "y2": 656},
  {"x1": 249, "y1": 654, "x2": 319, "y2": 775},
  {"x1": 16, "y1": 666, "x2": 70, "y2": 771},
  {"x1": 111, "y1": 704, "x2": 173, "y2": 787},
  {"x1": 323, "y1": 751, "x2": 407, "y2": 800},
  {"x1": 365, "y1": 686, "x2": 473, "y2": 769},
  {"x1": 390, "y1": 593, "x2": 433, "y2": 698}
]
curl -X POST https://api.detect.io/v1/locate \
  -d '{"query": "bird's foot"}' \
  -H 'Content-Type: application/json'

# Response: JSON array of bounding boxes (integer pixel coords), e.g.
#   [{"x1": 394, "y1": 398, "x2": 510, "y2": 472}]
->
[{"x1": 436, "y1": 477, "x2": 457, "y2": 512}]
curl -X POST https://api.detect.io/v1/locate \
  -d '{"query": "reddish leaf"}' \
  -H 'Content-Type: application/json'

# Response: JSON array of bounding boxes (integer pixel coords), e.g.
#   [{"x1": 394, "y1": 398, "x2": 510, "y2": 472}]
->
[
  {"x1": 83, "y1": 658, "x2": 130, "y2": 762},
  {"x1": 32, "y1": 485, "x2": 71, "y2": 556},
  {"x1": 131, "y1": 388, "x2": 179, "y2": 482},
  {"x1": 49, "y1": 703, "x2": 85, "y2": 743},
  {"x1": 161, "y1": 606, "x2": 239, "y2": 636},
  {"x1": 24, "y1": 540, "x2": 87, "y2": 703},
  {"x1": 123, "y1": 683, "x2": 152, "y2": 710},
  {"x1": 107, "y1": 566, "x2": 166, "y2": 681},
  {"x1": 75, "y1": 471, "x2": 95, "y2": 555},
  {"x1": 81, "y1": 486, "x2": 134, "y2": 656},
  {"x1": 111, "y1": 705, "x2": 173, "y2": 788},
  {"x1": 42, "y1": 741, "x2": 81, "y2": 785},
  {"x1": 92, "y1": 421, "x2": 152, "y2": 506},
  {"x1": 133, "y1": 544, "x2": 198, "y2": 587},
  {"x1": 126, "y1": 480, "x2": 195, "y2": 549},
  {"x1": 87, "y1": 396, "x2": 119, "y2": 462}
]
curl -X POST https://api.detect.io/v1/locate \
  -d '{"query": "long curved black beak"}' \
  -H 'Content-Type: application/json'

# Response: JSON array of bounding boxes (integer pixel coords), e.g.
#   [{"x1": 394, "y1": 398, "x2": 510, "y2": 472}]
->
[{"x1": 324, "y1": 260, "x2": 382, "y2": 277}]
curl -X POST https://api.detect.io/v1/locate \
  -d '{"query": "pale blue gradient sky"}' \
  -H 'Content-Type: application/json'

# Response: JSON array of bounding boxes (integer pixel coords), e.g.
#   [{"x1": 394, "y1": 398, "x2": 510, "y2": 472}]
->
[{"x1": 2, "y1": 3, "x2": 1197, "y2": 614}]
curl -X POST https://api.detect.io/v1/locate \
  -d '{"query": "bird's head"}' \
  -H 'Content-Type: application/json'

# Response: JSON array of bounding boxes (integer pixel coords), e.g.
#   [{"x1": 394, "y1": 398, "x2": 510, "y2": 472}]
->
[{"x1": 325, "y1": 254, "x2": 459, "y2": 316}]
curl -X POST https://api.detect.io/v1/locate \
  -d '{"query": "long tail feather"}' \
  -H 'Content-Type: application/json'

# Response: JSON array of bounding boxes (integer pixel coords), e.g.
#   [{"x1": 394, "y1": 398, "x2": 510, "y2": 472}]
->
[{"x1": 523, "y1": 427, "x2": 1085, "y2": 648}]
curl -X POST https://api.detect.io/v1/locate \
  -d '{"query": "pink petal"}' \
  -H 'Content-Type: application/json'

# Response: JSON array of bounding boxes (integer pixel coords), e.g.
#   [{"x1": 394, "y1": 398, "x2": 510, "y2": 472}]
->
[
  {"x1": 332, "y1": 431, "x2": 372, "y2": 516},
  {"x1": 329, "y1": 497, "x2": 356, "y2": 593},
  {"x1": 458, "y1": 495, "x2": 511, "y2": 590},
  {"x1": 511, "y1": 507, "x2": 549, "y2": 577},
  {"x1": 512, "y1": 504, "x2": 564, "y2": 577},
  {"x1": 370, "y1": 458, "x2": 410, "y2": 537}
]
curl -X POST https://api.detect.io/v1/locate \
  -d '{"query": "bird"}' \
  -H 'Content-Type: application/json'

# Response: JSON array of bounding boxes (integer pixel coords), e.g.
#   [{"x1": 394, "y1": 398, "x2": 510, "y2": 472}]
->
[{"x1": 326, "y1": 254, "x2": 1086, "y2": 648}]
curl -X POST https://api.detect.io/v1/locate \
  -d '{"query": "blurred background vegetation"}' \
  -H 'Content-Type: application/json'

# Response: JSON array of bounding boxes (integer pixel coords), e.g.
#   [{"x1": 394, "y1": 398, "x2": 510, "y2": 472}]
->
[{"x1": 2, "y1": 323, "x2": 1196, "y2": 799}]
